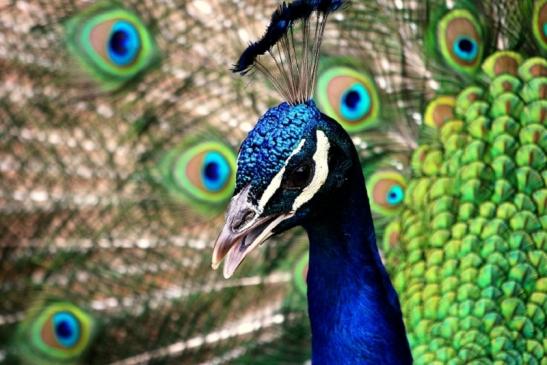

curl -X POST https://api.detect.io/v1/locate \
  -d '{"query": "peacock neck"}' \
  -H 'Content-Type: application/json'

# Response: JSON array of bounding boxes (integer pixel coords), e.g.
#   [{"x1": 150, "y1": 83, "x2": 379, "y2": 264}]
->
[{"x1": 303, "y1": 159, "x2": 412, "y2": 364}]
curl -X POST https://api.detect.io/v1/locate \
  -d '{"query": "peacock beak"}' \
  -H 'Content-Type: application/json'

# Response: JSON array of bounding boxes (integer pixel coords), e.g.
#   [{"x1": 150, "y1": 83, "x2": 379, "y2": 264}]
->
[{"x1": 212, "y1": 186, "x2": 294, "y2": 279}]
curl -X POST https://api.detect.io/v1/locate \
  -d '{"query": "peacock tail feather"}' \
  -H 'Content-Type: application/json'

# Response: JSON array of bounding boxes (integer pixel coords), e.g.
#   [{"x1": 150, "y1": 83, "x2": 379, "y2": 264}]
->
[{"x1": 1, "y1": 0, "x2": 545, "y2": 364}]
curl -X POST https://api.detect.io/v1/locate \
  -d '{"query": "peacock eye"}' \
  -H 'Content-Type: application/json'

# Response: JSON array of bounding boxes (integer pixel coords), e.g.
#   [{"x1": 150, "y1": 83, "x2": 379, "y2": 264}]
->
[
  {"x1": 341, "y1": 83, "x2": 371, "y2": 121},
  {"x1": 155, "y1": 139, "x2": 237, "y2": 215},
  {"x1": 16, "y1": 302, "x2": 95, "y2": 364},
  {"x1": 284, "y1": 162, "x2": 314, "y2": 190},
  {"x1": 316, "y1": 64, "x2": 380, "y2": 133},
  {"x1": 367, "y1": 170, "x2": 407, "y2": 216},
  {"x1": 65, "y1": 3, "x2": 158, "y2": 91},
  {"x1": 434, "y1": 8, "x2": 484, "y2": 74}
]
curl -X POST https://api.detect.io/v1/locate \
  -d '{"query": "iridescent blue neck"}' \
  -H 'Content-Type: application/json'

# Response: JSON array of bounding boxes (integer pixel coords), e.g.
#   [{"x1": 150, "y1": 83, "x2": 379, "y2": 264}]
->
[{"x1": 303, "y1": 152, "x2": 412, "y2": 364}]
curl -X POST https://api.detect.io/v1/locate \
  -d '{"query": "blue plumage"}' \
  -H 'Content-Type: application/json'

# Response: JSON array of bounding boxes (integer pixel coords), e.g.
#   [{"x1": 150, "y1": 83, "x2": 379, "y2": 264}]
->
[
  {"x1": 215, "y1": 100, "x2": 413, "y2": 363},
  {"x1": 302, "y1": 124, "x2": 412, "y2": 363},
  {"x1": 236, "y1": 101, "x2": 319, "y2": 196}
]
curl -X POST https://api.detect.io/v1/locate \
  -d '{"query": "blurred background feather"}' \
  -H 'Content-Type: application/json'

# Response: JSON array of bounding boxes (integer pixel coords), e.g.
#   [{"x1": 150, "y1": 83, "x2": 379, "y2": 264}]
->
[{"x1": 0, "y1": 0, "x2": 545, "y2": 364}]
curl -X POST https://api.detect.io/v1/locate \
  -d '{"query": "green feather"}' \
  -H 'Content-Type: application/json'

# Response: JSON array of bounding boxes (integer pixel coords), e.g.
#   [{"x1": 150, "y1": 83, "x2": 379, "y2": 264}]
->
[
  {"x1": 532, "y1": 0, "x2": 547, "y2": 53},
  {"x1": 383, "y1": 51, "x2": 546, "y2": 363},
  {"x1": 292, "y1": 252, "x2": 309, "y2": 299},
  {"x1": 425, "y1": 3, "x2": 487, "y2": 76},
  {"x1": 12, "y1": 301, "x2": 96, "y2": 365}
]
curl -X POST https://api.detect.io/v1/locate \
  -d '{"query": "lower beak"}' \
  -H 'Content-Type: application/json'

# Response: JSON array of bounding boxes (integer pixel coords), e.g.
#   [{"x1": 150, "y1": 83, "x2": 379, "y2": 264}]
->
[{"x1": 212, "y1": 198, "x2": 293, "y2": 279}]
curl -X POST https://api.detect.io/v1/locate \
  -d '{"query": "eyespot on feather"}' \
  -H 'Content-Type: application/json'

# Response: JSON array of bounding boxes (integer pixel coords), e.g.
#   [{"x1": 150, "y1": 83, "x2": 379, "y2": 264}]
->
[
  {"x1": 14, "y1": 302, "x2": 95, "y2": 365},
  {"x1": 316, "y1": 66, "x2": 380, "y2": 133},
  {"x1": 65, "y1": 2, "x2": 158, "y2": 91},
  {"x1": 435, "y1": 9, "x2": 484, "y2": 74},
  {"x1": 158, "y1": 141, "x2": 237, "y2": 209},
  {"x1": 367, "y1": 171, "x2": 407, "y2": 216}
]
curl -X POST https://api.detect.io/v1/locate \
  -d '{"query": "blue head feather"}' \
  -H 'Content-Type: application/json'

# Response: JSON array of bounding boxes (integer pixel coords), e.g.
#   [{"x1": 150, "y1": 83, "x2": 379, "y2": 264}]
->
[{"x1": 236, "y1": 101, "x2": 321, "y2": 200}]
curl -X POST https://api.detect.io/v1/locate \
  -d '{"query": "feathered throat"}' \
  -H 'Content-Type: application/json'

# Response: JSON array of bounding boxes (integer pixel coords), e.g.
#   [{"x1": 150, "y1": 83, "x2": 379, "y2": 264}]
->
[{"x1": 233, "y1": 0, "x2": 347, "y2": 105}]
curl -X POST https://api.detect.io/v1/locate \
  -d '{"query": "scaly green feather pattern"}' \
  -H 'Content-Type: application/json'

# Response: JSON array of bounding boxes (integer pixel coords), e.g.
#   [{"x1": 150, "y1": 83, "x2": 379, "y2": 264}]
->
[{"x1": 385, "y1": 52, "x2": 546, "y2": 364}]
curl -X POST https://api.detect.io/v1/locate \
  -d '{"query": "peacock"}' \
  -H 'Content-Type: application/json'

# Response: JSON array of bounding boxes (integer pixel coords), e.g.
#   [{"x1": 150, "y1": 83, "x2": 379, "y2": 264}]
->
[
  {"x1": 211, "y1": 1, "x2": 413, "y2": 363},
  {"x1": 0, "y1": 0, "x2": 545, "y2": 364}
]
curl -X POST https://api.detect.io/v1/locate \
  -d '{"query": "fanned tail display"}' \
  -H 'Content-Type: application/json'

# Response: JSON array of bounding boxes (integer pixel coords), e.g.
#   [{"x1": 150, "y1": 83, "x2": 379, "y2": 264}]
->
[{"x1": 1, "y1": 0, "x2": 545, "y2": 364}]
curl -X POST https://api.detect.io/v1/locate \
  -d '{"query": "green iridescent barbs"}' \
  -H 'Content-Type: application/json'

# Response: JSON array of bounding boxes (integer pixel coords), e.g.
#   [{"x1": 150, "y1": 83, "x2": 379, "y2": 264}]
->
[
  {"x1": 384, "y1": 52, "x2": 546, "y2": 364},
  {"x1": 65, "y1": 1, "x2": 159, "y2": 91},
  {"x1": 293, "y1": 252, "x2": 309, "y2": 298},
  {"x1": 432, "y1": 8, "x2": 485, "y2": 75}
]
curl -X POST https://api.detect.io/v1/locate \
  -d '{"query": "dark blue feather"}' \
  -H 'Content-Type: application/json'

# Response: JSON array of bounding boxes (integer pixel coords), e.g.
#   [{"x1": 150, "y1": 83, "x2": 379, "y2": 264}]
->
[{"x1": 232, "y1": 0, "x2": 347, "y2": 74}]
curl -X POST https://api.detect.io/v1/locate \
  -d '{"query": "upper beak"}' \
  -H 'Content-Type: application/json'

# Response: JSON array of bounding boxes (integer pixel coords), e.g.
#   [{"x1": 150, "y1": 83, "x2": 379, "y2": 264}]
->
[{"x1": 212, "y1": 186, "x2": 294, "y2": 279}]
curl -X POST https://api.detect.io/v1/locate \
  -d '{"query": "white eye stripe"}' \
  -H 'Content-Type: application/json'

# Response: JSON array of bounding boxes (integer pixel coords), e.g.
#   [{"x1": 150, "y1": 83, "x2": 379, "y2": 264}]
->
[
  {"x1": 292, "y1": 130, "x2": 330, "y2": 211},
  {"x1": 257, "y1": 139, "x2": 306, "y2": 211}
]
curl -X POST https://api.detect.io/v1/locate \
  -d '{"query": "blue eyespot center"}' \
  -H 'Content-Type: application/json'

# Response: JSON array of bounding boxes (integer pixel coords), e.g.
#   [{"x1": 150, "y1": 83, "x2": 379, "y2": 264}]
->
[
  {"x1": 53, "y1": 312, "x2": 80, "y2": 348},
  {"x1": 205, "y1": 162, "x2": 220, "y2": 181},
  {"x1": 108, "y1": 21, "x2": 141, "y2": 66},
  {"x1": 340, "y1": 83, "x2": 371, "y2": 121},
  {"x1": 344, "y1": 90, "x2": 360, "y2": 109},
  {"x1": 201, "y1": 152, "x2": 230, "y2": 192},
  {"x1": 453, "y1": 36, "x2": 478, "y2": 61},
  {"x1": 543, "y1": 23, "x2": 547, "y2": 37},
  {"x1": 386, "y1": 185, "x2": 404, "y2": 205}
]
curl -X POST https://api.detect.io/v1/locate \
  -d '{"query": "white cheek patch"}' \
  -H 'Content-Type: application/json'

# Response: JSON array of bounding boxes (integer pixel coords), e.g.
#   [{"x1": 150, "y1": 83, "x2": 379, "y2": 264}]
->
[
  {"x1": 258, "y1": 139, "x2": 306, "y2": 211},
  {"x1": 292, "y1": 130, "x2": 330, "y2": 211}
]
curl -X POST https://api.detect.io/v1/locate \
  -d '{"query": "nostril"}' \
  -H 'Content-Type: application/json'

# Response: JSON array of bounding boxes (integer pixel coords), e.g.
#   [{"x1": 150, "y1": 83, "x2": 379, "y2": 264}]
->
[{"x1": 231, "y1": 209, "x2": 256, "y2": 232}]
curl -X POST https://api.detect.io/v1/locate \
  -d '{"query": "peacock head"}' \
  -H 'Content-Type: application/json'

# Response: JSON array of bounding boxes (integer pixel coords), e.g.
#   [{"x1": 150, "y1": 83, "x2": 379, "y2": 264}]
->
[{"x1": 212, "y1": 100, "x2": 356, "y2": 278}]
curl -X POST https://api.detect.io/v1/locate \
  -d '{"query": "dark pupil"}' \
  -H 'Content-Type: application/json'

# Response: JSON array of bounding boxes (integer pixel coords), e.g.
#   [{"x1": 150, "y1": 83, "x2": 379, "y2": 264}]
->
[
  {"x1": 293, "y1": 165, "x2": 310, "y2": 181},
  {"x1": 389, "y1": 192, "x2": 398, "y2": 199},
  {"x1": 55, "y1": 320, "x2": 73, "y2": 339},
  {"x1": 204, "y1": 162, "x2": 220, "y2": 181},
  {"x1": 344, "y1": 90, "x2": 361, "y2": 110},
  {"x1": 458, "y1": 38, "x2": 474, "y2": 54},
  {"x1": 109, "y1": 30, "x2": 130, "y2": 56},
  {"x1": 286, "y1": 163, "x2": 313, "y2": 189}
]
